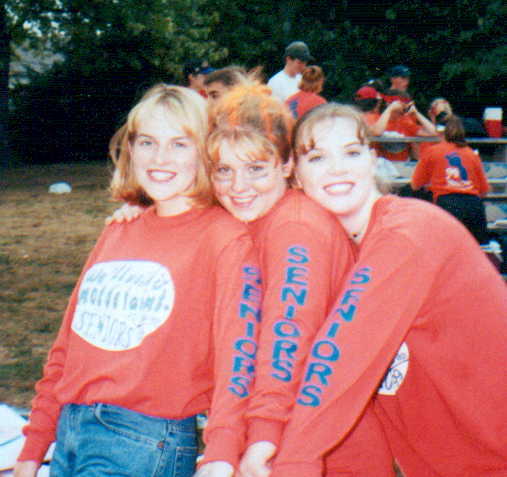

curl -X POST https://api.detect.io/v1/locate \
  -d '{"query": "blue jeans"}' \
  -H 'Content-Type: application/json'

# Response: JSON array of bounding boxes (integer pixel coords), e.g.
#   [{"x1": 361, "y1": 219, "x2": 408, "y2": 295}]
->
[{"x1": 50, "y1": 403, "x2": 198, "y2": 477}]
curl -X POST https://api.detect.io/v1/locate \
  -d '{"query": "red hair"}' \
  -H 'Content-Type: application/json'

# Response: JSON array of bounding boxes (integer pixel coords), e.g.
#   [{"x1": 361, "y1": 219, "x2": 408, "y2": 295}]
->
[{"x1": 208, "y1": 81, "x2": 294, "y2": 166}]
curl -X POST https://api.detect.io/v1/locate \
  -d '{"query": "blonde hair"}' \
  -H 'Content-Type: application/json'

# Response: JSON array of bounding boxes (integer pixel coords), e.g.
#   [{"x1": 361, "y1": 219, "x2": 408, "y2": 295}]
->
[
  {"x1": 109, "y1": 84, "x2": 212, "y2": 207},
  {"x1": 207, "y1": 81, "x2": 294, "y2": 167},
  {"x1": 293, "y1": 103, "x2": 391, "y2": 193},
  {"x1": 428, "y1": 97, "x2": 453, "y2": 120},
  {"x1": 299, "y1": 65, "x2": 325, "y2": 93}
]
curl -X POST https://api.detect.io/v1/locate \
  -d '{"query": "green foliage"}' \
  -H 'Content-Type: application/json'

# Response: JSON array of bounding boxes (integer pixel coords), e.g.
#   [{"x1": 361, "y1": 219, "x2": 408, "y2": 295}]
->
[
  {"x1": 6, "y1": 0, "x2": 227, "y2": 163},
  {"x1": 200, "y1": 0, "x2": 504, "y2": 115},
  {"x1": 8, "y1": 0, "x2": 227, "y2": 82},
  {"x1": 4, "y1": 0, "x2": 506, "y2": 165}
]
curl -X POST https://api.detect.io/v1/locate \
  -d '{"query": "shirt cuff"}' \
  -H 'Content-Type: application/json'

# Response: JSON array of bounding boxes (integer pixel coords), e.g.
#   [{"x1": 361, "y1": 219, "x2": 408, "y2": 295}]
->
[
  {"x1": 17, "y1": 433, "x2": 52, "y2": 464},
  {"x1": 200, "y1": 427, "x2": 243, "y2": 469},
  {"x1": 247, "y1": 417, "x2": 285, "y2": 448}
]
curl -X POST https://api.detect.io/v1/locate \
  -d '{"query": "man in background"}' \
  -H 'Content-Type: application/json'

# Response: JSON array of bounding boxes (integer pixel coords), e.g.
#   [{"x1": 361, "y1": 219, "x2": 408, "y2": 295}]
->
[
  {"x1": 267, "y1": 41, "x2": 314, "y2": 101},
  {"x1": 204, "y1": 66, "x2": 249, "y2": 106},
  {"x1": 183, "y1": 59, "x2": 214, "y2": 97},
  {"x1": 386, "y1": 65, "x2": 411, "y2": 94}
]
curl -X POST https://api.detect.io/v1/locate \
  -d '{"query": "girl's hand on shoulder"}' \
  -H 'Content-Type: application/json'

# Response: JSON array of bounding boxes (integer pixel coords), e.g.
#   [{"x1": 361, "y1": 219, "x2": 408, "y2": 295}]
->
[
  {"x1": 238, "y1": 441, "x2": 277, "y2": 477},
  {"x1": 193, "y1": 461, "x2": 234, "y2": 477},
  {"x1": 13, "y1": 460, "x2": 39, "y2": 477},
  {"x1": 105, "y1": 203, "x2": 146, "y2": 225}
]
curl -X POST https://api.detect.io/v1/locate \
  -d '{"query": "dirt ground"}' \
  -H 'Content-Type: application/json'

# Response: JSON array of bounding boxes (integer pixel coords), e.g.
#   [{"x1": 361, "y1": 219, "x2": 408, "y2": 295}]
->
[{"x1": 0, "y1": 161, "x2": 117, "y2": 407}]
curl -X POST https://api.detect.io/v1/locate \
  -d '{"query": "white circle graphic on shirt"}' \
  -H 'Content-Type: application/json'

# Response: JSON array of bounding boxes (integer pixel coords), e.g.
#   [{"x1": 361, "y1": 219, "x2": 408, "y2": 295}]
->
[
  {"x1": 377, "y1": 342, "x2": 409, "y2": 396},
  {"x1": 72, "y1": 260, "x2": 175, "y2": 351}
]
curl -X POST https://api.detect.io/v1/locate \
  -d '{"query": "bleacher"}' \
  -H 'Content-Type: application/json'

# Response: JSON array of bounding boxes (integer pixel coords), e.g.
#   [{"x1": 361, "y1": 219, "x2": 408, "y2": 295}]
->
[
  {"x1": 389, "y1": 160, "x2": 507, "y2": 230},
  {"x1": 387, "y1": 159, "x2": 507, "y2": 277}
]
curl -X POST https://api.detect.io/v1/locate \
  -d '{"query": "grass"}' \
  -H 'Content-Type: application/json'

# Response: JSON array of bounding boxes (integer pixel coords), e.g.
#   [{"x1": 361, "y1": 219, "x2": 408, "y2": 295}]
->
[{"x1": 0, "y1": 161, "x2": 118, "y2": 407}]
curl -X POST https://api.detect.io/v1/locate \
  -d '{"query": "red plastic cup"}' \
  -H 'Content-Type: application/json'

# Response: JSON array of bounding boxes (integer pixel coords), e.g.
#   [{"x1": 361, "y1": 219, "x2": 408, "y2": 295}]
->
[{"x1": 483, "y1": 107, "x2": 503, "y2": 138}]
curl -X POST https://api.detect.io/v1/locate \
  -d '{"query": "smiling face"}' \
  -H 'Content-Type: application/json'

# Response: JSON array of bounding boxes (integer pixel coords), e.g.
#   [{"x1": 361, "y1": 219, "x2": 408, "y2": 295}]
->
[
  {"x1": 295, "y1": 116, "x2": 380, "y2": 228},
  {"x1": 130, "y1": 105, "x2": 200, "y2": 216},
  {"x1": 211, "y1": 138, "x2": 290, "y2": 222}
]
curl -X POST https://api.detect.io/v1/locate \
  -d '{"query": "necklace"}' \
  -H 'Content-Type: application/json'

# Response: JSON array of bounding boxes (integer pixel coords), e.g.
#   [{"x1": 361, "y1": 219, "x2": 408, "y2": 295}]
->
[{"x1": 349, "y1": 222, "x2": 368, "y2": 243}]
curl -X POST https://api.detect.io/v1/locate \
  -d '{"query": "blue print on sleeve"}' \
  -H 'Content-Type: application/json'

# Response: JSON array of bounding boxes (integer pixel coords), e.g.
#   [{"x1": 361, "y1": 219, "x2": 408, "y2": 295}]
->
[
  {"x1": 272, "y1": 246, "x2": 309, "y2": 382},
  {"x1": 297, "y1": 267, "x2": 372, "y2": 407},
  {"x1": 229, "y1": 265, "x2": 262, "y2": 398}
]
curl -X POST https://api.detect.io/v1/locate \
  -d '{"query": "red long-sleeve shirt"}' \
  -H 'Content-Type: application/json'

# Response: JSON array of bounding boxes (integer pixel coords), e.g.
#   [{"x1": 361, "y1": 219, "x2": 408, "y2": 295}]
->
[
  {"x1": 18, "y1": 206, "x2": 261, "y2": 468},
  {"x1": 271, "y1": 195, "x2": 507, "y2": 477},
  {"x1": 412, "y1": 140, "x2": 490, "y2": 200},
  {"x1": 245, "y1": 189, "x2": 354, "y2": 447}
]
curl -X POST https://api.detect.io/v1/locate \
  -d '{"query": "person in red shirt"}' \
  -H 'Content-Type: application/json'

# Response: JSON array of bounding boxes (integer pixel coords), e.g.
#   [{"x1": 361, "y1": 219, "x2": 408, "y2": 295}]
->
[
  {"x1": 285, "y1": 65, "x2": 327, "y2": 119},
  {"x1": 375, "y1": 93, "x2": 437, "y2": 162},
  {"x1": 206, "y1": 82, "x2": 394, "y2": 477},
  {"x1": 353, "y1": 84, "x2": 404, "y2": 137},
  {"x1": 269, "y1": 103, "x2": 507, "y2": 477},
  {"x1": 14, "y1": 85, "x2": 260, "y2": 477},
  {"x1": 106, "y1": 81, "x2": 394, "y2": 476},
  {"x1": 412, "y1": 114, "x2": 490, "y2": 244}
]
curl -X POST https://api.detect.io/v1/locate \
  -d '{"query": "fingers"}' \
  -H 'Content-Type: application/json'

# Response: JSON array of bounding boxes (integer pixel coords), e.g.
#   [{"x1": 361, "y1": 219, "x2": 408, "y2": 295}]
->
[
  {"x1": 105, "y1": 203, "x2": 144, "y2": 225},
  {"x1": 238, "y1": 442, "x2": 277, "y2": 477}
]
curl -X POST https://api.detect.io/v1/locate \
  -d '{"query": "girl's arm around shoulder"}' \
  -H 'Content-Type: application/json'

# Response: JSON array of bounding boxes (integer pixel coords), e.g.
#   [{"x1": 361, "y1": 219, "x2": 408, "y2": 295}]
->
[
  {"x1": 105, "y1": 203, "x2": 147, "y2": 225},
  {"x1": 270, "y1": 229, "x2": 437, "y2": 476},
  {"x1": 246, "y1": 218, "x2": 350, "y2": 449},
  {"x1": 200, "y1": 233, "x2": 262, "y2": 469}
]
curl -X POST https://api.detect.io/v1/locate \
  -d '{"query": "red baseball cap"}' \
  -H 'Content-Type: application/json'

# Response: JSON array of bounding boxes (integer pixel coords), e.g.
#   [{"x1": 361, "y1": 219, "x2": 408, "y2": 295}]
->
[{"x1": 355, "y1": 86, "x2": 380, "y2": 100}]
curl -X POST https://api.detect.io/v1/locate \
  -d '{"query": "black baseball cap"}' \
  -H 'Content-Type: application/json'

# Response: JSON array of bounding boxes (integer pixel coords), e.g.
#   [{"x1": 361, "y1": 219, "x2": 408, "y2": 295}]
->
[
  {"x1": 285, "y1": 41, "x2": 314, "y2": 62},
  {"x1": 387, "y1": 65, "x2": 411, "y2": 78}
]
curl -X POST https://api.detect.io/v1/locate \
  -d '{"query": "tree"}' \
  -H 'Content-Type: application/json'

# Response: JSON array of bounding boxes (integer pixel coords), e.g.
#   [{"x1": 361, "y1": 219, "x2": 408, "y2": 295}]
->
[
  {"x1": 205, "y1": 0, "x2": 505, "y2": 115},
  {"x1": 0, "y1": 1, "x2": 10, "y2": 167},
  {"x1": 4, "y1": 0, "x2": 505, "y2": 165},
  {"x1": 7, "y1": 0, "x2": 227, "y2": 164}
]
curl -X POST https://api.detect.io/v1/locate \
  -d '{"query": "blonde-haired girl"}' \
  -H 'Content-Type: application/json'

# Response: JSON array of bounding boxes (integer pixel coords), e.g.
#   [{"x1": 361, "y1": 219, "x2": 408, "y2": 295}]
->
[{"x1": 15, "y1": 84, "x2": 260, "y2": 477}]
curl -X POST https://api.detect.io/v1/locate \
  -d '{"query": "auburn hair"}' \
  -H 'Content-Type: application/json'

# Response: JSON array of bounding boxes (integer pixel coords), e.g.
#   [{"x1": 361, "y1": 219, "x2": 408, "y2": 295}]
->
[
  {"x1": 207, "y1": 81, "x2": 294, "y2": 167},
  {"x1": 299, "y1": 65, "x2": 325, "y2": 93}
]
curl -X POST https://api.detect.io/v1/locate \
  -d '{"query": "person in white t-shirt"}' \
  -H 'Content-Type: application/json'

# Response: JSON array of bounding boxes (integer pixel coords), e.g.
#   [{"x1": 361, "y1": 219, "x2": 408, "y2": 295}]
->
[{"x1": 267, "y1": 41, "x2": 313, "y2": 102}]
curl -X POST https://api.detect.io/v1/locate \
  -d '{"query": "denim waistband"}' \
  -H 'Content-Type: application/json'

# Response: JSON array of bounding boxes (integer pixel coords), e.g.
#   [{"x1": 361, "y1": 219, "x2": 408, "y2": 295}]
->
[{"x1": 64, "y1": 403, "x2": 196, "y2": 433}]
